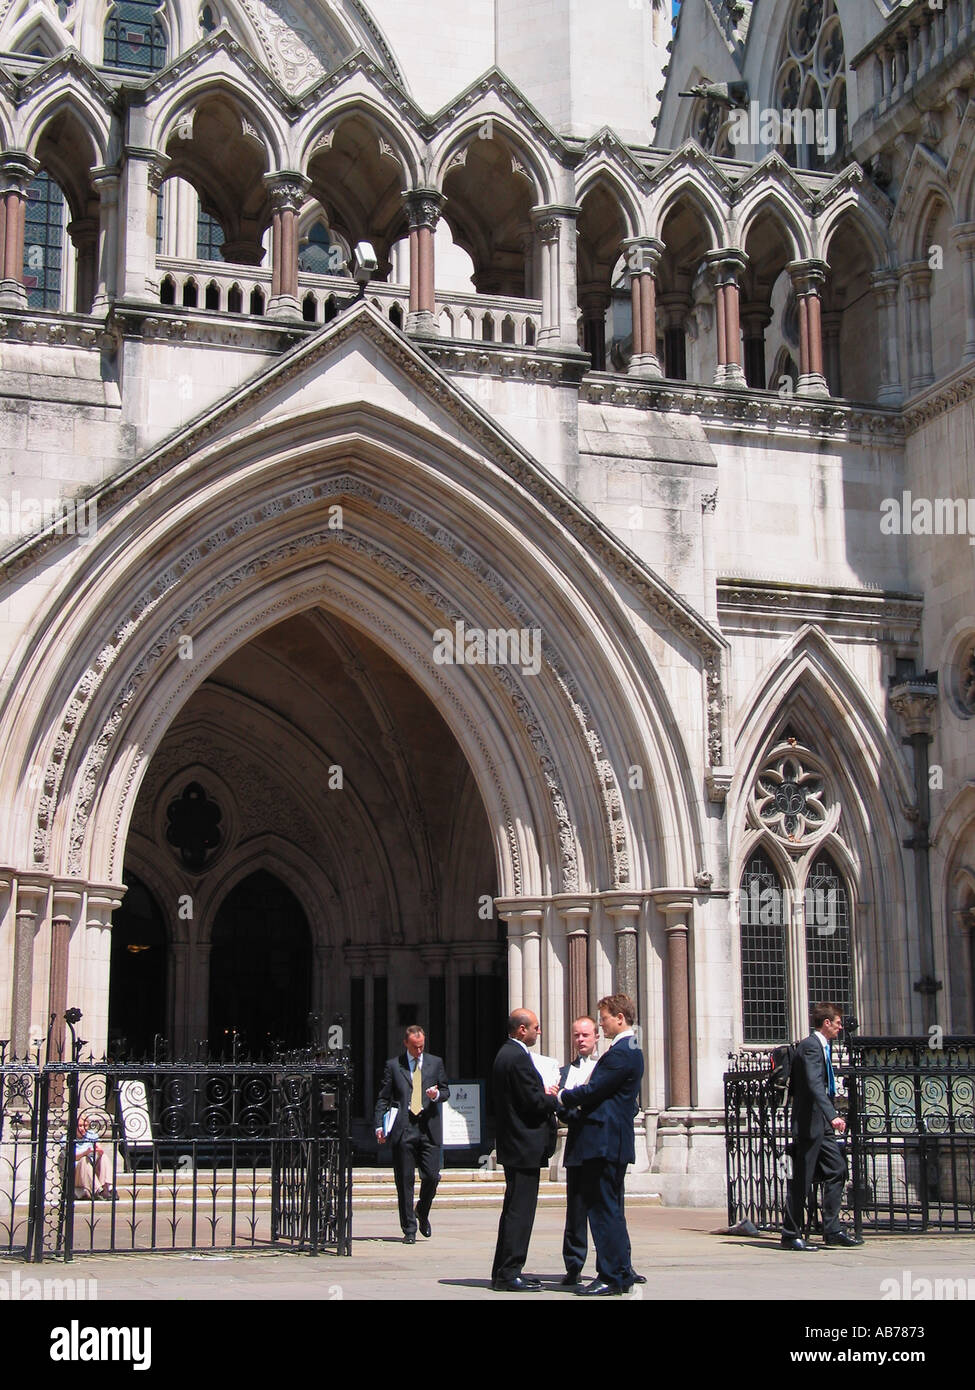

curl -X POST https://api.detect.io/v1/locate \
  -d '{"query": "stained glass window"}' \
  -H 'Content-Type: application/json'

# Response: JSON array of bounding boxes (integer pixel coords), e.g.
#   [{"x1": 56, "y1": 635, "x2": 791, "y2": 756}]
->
[
  {"x1": 805, "y1": 853, "x2": 852, "y2": 1017},
  {"x1": 23, "y1": 170, "x2": 64, "y2": 310},
  {"x1": 104, "y1": 0, "x2": 167, "y2": 74},
  {"x1": 197, "y1": 204, "x2": 224, "y2": 261}
]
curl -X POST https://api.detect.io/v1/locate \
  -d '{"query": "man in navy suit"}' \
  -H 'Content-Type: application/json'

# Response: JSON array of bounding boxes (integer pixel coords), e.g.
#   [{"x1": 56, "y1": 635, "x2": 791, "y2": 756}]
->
[
  {"x1": 490, "y1": 1008, "x2": 560, "y2": 1291},
  {"x1": 558, "y1": 993, "x2": 644, "y2": 1296},
  {"x1": 781, "y1": 1002, "x2": 861, "y2": 1250},
  {"x1": 558, "y1": 1016, "x2": 599, "y2": 1284},
  {"x1": 374, "y1": 1025, "x2": 449, "y2": 1243}
]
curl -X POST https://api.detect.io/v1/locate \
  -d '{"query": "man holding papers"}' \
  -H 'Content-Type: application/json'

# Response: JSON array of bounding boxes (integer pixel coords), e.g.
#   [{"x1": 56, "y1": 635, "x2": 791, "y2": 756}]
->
[{"x1": 374, "y1": 1025, "x2": 449, "y2": 1244}]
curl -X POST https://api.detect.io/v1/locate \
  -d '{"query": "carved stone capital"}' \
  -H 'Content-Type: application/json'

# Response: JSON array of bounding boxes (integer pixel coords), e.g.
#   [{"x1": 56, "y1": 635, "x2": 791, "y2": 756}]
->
[
  {"x1": 264, "y1": 172, "x2": 310, "y2": 214},
  {"x1": 787, "y1": 258, "x2": 829, "y2": 296},
  {"x1": 889, "y1": 675, "x2": 938, "y2": 735},
  {"x1": 403, "y1": 187, "x2": 445, "y2": 230}
]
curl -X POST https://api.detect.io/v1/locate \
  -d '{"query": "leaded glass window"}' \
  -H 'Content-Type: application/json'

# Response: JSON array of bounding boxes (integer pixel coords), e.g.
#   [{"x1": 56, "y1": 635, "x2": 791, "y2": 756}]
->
[
  {"x1": 23, "y1": 170, "x2": 64, "y2": 310},
  {"x1": 298, "y1": 221, "x2": 336, "y2": 274},
  {"x1": 805, "y1": 853, "x2": 852, "y2": 1016},
  {"x1": 104, "y1": 0, "x2": 167, "y2": 74},
  {"x1": 197, "y1": 205, "x2": 224, "y2": 261},
  {"x1": 740, "y1": 850, "x2": 789, "y2": 1043}
]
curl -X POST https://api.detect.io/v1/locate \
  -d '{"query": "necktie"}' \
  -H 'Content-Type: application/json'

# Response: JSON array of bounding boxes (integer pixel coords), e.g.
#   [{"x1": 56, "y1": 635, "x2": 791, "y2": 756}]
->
[
  {"x1": 826, "y1": 1047, "x2": 836, "y2": 1098},
  {"x1": 410, "y1": 1060, "x2": 423, "y2": 1115}
]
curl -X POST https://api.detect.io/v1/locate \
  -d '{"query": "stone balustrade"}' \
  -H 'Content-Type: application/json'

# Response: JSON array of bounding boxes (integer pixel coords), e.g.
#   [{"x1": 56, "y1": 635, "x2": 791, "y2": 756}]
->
[{"x1": 155, "y1": 256, "x2": 541, "y2": 346}]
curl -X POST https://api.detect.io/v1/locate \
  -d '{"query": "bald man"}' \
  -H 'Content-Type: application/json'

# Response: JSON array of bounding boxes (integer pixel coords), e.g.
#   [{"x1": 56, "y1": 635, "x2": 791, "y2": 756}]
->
[{"x1": 490, "y1": 1008, "x2": 559, "y2": 1291}]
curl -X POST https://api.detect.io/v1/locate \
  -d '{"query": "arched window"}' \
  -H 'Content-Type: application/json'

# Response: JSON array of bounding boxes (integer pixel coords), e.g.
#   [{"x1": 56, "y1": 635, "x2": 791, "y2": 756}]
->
[
  {"x1": 804, "y1": 852, "x2": 853, "y2": 1018},
  {"x1": 739, "y1": 734, "x2": 857, "y2": 1042},
  {"x1": 774, "y1": 0, "x2": 846, "y2": 170},
  {"x1": 23, "y1": 170, "x2": 65, "y2": 310},
  {"x1": 739, "y1": 849, "x2": 788, "y2": 1043},
  {"x1": 298, "y1": 220, "x2": 337, "y2": 275},
  {"x1": 104, "y1": 0, "x2": 167, "y2": 74}
]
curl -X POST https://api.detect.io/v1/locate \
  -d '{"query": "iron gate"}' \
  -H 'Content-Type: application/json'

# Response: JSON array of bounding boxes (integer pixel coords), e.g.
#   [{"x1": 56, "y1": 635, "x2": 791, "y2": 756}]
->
[
  {"x1": 725, "y1": 1037, "x2": 975, "y2": 1235},
  {"x1": 0, "y1": 1046, "x2": 352, "y2": 1261}
]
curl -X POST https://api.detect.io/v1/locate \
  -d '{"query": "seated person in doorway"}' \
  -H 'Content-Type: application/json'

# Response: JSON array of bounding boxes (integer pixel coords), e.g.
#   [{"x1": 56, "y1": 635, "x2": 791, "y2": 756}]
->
[{"x1": 73, "y1": 1116, "x2": 118, "y2": 1201}]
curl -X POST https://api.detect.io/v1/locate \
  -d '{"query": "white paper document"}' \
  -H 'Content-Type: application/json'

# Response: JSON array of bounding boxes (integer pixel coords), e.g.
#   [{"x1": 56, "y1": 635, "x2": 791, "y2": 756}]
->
[
  {"x1": 382, "y1": 1106, "x2": 399, "y2": 1136},
  {"x1": 530, "y1": 1053, "x2": 560, "y2": 1090}
]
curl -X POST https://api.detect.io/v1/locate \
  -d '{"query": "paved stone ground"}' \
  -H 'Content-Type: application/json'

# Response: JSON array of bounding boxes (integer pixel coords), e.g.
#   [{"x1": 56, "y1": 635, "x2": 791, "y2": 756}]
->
[{"x1": 18, "y1": 1204, "x2": 975, "y2": 1302}]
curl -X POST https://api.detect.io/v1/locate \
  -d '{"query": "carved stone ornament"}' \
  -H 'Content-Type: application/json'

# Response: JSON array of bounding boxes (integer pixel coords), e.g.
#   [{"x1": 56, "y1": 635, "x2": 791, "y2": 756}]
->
[{"x1": 748, "y1": 740, "x2": 840, "y2": 849}]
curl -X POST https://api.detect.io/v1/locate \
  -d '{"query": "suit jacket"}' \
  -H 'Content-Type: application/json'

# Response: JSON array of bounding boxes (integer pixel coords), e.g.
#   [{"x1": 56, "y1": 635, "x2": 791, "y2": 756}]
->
[
  {"x1": 560, "y1": 1035, "x2": 644, "y2": 1167},
  {"x1": 790, "y1": 1032, "x2": 838, "y2": 1140},
  {"x1": 373, "y1": 1052, "x2": 449, "y2": 1147},
  {"x1": 492, "y1": 1038, "x2": 558, "y2": 1167}
]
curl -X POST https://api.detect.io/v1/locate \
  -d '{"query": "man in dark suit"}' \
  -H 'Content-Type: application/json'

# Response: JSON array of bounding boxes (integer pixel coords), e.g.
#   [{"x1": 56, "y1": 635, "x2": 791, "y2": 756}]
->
[
  {"x1": 781, "y1": 1001, "x2": 860, "y2": 1250},
  {"x1": 558, "y1": 1015, "x2": 599, "y2": 1284},
  {"x1": 374, "y1": 1025, "x2": 449, "y2": 1244},
  {"x1": 490, "y1": 1007, "x2": 559, "y2": 1291},
  {"x1": 558, "y1": 993, "x2": 644, "y2": 1296}
]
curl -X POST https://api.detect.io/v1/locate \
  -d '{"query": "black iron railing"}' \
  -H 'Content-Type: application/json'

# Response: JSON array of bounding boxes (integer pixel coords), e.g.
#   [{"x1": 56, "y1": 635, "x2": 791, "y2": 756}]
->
[
  {"x1": 725, "y1": 1036, "x2": 975, "y2": 1236},
  {"x1": 0, "y1": 1038, "x2": 352, "y2": 1262}
]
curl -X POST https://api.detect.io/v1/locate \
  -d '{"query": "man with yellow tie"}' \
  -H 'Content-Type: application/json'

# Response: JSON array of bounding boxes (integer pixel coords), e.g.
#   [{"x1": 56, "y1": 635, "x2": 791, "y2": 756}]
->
[{"x1": 374, "y1": 1025, "x2": 450, "y2": 1243}]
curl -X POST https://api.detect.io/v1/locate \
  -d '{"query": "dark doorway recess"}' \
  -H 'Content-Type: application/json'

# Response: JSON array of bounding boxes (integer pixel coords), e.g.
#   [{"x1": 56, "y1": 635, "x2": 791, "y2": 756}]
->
[
  {"x1": 108, "y1": 872, "x2": 167, "y2": 1056},
  {"x1": 209, "y1": 870, "x2": 312, "y2": 1055}
]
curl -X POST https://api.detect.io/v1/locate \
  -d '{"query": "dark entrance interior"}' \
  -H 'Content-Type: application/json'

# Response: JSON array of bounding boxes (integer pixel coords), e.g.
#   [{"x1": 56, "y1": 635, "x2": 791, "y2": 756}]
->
[
  {"x1": 108, "y1": 872, "x2": 167, "y2": 1057},
  {"x1": 208, "y1": 870, "x2": 312, "y2": 1055}
]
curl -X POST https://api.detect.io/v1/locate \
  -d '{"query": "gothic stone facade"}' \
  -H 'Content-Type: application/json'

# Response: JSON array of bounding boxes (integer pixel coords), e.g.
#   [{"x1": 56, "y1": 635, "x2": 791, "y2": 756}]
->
[{"x1": 0, "y1": 0, "x2": 972, "y2": 1203}]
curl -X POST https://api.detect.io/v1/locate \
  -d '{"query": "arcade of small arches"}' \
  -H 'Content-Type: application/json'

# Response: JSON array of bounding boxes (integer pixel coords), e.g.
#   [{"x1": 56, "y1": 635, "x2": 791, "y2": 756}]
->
[{"x1": 0, "y1": 11, "x2": 973, "y2": 403}]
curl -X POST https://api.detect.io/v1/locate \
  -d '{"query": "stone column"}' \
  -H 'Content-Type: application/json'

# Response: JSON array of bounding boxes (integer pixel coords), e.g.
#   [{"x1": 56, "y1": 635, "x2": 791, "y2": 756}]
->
[
  {"x1": 889, "y1": 677, "x2": 940, "y2": 1032},
  {"x1": 265, "y1": 171, "x2": 309, "y2": 322},
  {"x1": 579, "y1": 287, "x2": 610, "y2": 370},
  {"x1": 623, "y1": 236, "x2": 664, "y2": 377},
  {"x1": 604, "y1": 900, "x2": 640, "y2": 1005},
  {"x1": 531, "y1": 204, "x2": 581, "y2": 352},
  {"x1": 11, "y1": 880, "x2": 49, "y2": 1057},
  {"x1": 870, "y1": 269, "x2": 903, "y2": 404},
  {"x1": 0, "y1": 152, "x2": 38, "y2": 309},
  {"x1": 952, "y1": 223, "x2": 975, "y2": 364},
  {"x1": 498, "y1": 904, "x2": 543, "y2": 1015},
  {"x1": 658, "y1": 899, "x2": 693, "y2": 1109},
  {"x1": 706, "y1": 249, "x2": 747, "y2": 386},
  {"x1": 119, "y1": 149, "x2": 165, "y2": 304},
  {"x1": 91, "y1": 166, "x2": 120, "y2": 316},
  {"x1": 47, "y1": 887, "x2": 82, "y2": 1062},
  {"x1": 67, "y1": 215, "x2": 98, "y2": 315},
  {"x1": 556, "y1": 902, "x2": 591, "y2": 1050},
  {"x1": 821, "y1": 309, "x2": 843, "y2": 397},
  {"x1": 788, "y1": 258, "x2": 830, "y2": 397},
  {"x1": 404, "y1": 187, "x2": 444, "y2": 337},
  {"x1": 741, "y1": 302, "x2": 773, "y2": 389},
  {"x1": 901, "y1": 261, "x2": 934, "y2": 393},
  {"x1": 659, "y1": 291, "x2": 690, "y2": 379},
  {"x1": 84, "y1": 889, "x2": 121, "y2": 1057}
]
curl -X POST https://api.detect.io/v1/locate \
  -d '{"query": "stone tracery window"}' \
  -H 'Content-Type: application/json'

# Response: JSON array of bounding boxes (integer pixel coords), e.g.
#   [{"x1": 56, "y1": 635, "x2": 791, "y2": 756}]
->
[
  {"x1": 738, "y1": 734, "x2": 854, "y2": 1042},
  {"x1": 775, "y1": 0, "x2": 846, "y2": 170},
  {"x1": 691, "y1": 98, "x2": 732, "y2": 158}
]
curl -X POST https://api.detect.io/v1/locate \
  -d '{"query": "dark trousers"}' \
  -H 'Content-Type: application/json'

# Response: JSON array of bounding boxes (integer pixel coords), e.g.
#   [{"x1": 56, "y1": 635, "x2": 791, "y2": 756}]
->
[
  {"x1": 782, "y1": 1130, "x2": 847, "y2": 1239},
  {"x1": 562, "y1": 1164, "x2": 588, "y2": 1276},
  {"x1": 492, "y1": 1166, "x2": 540, "y2": 1282},
  {"x1": 392, "y1": 1121, "x2": 441, "y2": 1236},
  {"x1": 577, "y1": 1158, "x2": 631, "y2": 1288}
]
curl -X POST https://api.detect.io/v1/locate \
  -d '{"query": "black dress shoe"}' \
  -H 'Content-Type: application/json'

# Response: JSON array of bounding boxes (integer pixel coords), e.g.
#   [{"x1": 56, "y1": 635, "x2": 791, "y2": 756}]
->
[
  {"x1": 780, "y1": 1236, "x2": 816, "y2": 1251},
  {"x1": 561, "y1": 1271, "x2": 581, "y2": 1286},
  {"x1": 824, "y1": 1231, "x2": 862, "y2": 1247},
  {"x1": 629, "y1": 1273, "x2": 647, "y2": 1284},
  {"x1": 416, "y1": 1209, "x2": 432, "y2": 1238},
  {"x1": 403, "y1": 1233, "x2": 416, "y2": 1244},
  {"x1": 576, "y1": 1278, "x2": 623, "y2": 1296},
  {"x1": 491, "y1": 1276, "x2": 541, "y2": 1292}
]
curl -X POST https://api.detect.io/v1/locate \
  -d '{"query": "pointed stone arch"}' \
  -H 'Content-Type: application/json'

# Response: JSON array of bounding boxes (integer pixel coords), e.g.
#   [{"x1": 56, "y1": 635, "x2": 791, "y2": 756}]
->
[
  {"x1": 431, "y1": 113, "x2": 557, "y2": 210},
  {"x1": 730, "y1": 624, "x2": 914, "y2": 1031}
]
